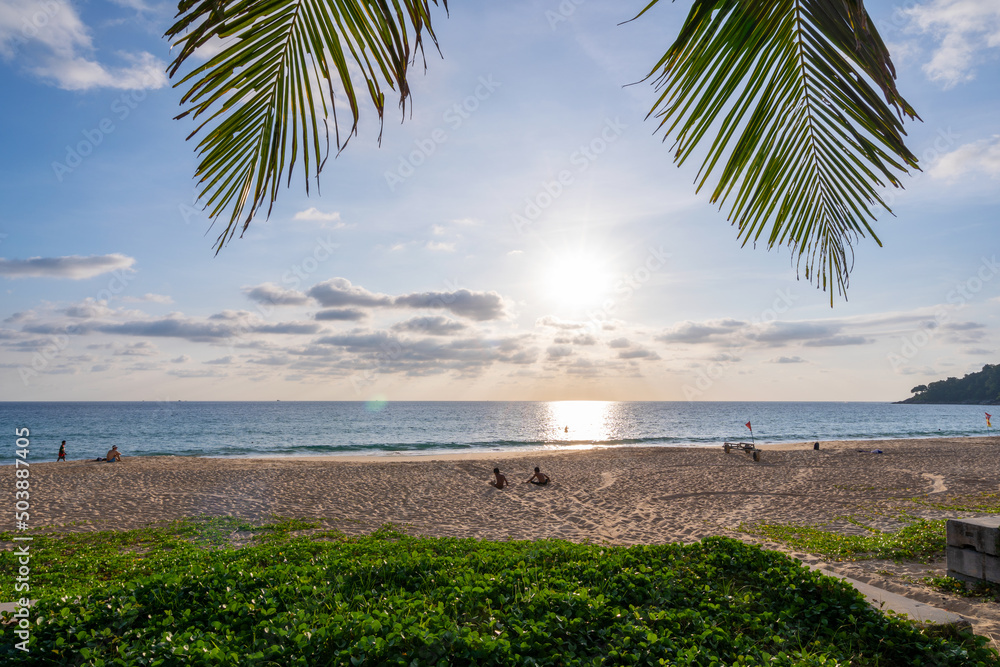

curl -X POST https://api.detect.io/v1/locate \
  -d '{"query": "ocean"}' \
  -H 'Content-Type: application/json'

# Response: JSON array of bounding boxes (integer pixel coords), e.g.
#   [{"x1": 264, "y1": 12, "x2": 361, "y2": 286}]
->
[{"x1": 2, "y1": 401, "x2": 995, "y2": 461}]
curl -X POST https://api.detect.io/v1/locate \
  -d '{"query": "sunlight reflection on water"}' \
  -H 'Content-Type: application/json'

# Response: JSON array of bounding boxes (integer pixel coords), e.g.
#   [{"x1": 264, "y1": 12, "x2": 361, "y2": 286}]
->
[{"x1": 544, "y1": 401, "x2": 621, "y2": 447}]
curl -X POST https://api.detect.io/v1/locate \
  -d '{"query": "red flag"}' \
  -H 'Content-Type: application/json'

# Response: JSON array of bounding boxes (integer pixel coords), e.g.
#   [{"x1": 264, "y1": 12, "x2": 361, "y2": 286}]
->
[
  {"x1": 745, "y1": 421, "x2": 752, "y2": 430},
  {"x1": 988, "y1": 413, "x2": 993, "y2": 428}
]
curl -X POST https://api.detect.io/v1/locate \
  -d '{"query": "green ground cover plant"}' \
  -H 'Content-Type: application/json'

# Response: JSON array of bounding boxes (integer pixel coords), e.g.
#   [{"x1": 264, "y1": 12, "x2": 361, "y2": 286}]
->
[
  {"x1": 909, "y1": 493, "x2": 1000, "y2": 514},
  {"x1": 925, "y1": 576, "x2": 1000, "y2": 602},
  {"x1": 3, "y1": 519, "x2": 996, "y2": 666},
  {"x1": 0, "y1": 516, "x2": 323, "y2": 599},
  {"x1": 742, "y1": 517, "x2": 946, "y2": 563},
  {"x1": 743, "y1": 490, "x2": 1000, "y2": 567}
]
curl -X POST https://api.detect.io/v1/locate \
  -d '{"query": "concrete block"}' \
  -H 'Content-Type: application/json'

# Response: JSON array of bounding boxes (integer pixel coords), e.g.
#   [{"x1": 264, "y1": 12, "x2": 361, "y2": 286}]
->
[
  {"x1": 947, "y1": 516, "x2": 1000, "y2": 583},
  {"x1": 947, "y1": 546, "x2": 1000, "y2": 584},
  {"x1": 946, "y1": 516, "x2": 1000, "y2": 556}
]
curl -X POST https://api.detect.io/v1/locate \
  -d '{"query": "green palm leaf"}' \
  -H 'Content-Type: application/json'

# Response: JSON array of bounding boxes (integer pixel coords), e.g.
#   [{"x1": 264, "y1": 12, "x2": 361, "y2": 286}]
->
[
  {"x1": 165, "y1": 0, "x2": 446, "y2": 252},
  {"x1": 636, "y1": 0, "x2": 920, "y2": 302}
]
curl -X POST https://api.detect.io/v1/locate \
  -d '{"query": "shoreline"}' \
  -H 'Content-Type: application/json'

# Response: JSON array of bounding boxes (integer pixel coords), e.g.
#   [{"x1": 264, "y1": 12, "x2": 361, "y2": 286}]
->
[{"x1": 39, "y1": 433, "x2": 1000, "y2": 464}]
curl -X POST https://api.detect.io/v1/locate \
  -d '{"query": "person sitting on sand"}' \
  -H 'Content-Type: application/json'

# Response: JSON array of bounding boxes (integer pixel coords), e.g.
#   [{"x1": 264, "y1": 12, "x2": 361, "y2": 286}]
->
[
  {"x1": 106, "y1": 445, "x2": 122, "y2": 462},
  {"x1": 491, "y1": 467, "x2": 508, "y2": 489},
  {"x1": 525, "y1": 467, "x2": 550, "y2": 485}
]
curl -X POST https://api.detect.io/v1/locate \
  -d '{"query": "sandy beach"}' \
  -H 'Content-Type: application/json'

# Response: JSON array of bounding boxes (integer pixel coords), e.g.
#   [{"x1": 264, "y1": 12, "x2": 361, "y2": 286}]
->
[{"x1": 8, "y1": 436, "x2": 1000, "y2": 642}]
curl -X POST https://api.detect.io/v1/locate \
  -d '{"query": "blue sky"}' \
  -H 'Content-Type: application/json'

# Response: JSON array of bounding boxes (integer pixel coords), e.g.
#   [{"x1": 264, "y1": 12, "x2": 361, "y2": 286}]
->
[{"x1": 0, "y1": 0, "x2": 998, "y2": 401}]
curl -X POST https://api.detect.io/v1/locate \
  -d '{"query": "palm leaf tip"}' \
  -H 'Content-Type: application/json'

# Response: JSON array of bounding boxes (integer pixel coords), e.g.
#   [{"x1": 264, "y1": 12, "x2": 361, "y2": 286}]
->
[
  {"x1": 165, "y1": 0, "x2": 447, "y2": 251},
  {"x1": 639, "y1": 0, "x2": 920, "y2": 304}
]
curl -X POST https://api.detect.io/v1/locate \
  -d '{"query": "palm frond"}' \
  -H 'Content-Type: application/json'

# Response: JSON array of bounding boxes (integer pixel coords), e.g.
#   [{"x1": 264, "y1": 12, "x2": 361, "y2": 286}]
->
[
  {"x1": 637, "y1": 0, "x2": 920, "y2": 303},
  {"x1": 165, "y1": 0, "x2": 446, "y2": 252}
]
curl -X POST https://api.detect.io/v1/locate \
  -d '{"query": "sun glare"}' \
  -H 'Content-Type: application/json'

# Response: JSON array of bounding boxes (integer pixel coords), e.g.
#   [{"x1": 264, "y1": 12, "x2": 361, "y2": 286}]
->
[
  {"x1": 546, "y1": 400, "x2": 613, "y2": 444},
  {"x1": 543, "y1": 252, "x2": 612, "y2": 307}
]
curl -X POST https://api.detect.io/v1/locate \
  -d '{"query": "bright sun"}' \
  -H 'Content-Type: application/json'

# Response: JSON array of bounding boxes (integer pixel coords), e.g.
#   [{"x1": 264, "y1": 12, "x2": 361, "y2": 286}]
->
[{"x1": 543, "y1": 252, "x2": 612, "y2": 307}]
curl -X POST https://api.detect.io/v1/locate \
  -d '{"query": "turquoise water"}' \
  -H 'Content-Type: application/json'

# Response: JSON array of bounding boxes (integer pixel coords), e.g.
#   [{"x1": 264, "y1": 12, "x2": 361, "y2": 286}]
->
[{"x1": 1, "y1": 401, "x2": 995, "y2": 460}]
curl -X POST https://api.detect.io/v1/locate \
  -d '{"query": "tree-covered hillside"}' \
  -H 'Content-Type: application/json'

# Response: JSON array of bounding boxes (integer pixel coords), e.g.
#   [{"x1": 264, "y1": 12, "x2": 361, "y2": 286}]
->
[{"x1": 899, "y1": 364, "x2": 1000, "y2": 404}]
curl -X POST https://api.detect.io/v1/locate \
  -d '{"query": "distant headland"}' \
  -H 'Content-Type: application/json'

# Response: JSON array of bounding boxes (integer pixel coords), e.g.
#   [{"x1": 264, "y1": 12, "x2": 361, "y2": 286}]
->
[{"x1": 896, "y1": 364, "x2": 1000, "y2": 405}]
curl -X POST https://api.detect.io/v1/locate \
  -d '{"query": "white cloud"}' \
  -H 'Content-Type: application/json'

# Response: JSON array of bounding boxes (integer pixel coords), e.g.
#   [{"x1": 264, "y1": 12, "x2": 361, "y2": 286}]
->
[
  {"x1": 536, "y1": 315, "x2": 589, "y2": 330},
  {"x1": 190, "y1": 35, "x2": 236, "y2": 61},
  {"x1": 658, "y1": 319, "x2": 745, "y2": 344},
  {"x1": 656, "y1": 309, "x2": 959, "y2": 352},
  {"x1": 108, "y1": 0, "x2": 152, "y2": 12},
  {"x1": 0, "y1": 0, "x2": 88, "y2": 60},
  {"x1": 546, "y1": 345, "x2": 573, "y2": 359},
  {"x1": 882, "y1": 40, "x2": 922, "y2": 66},
  {"x1": 426, "y1": 241, "x2": 456, "y2": 252},
  {"x1": 393, "y1": 288, "x2": 506, "y2": 321},
  {"x1": 929, "y1": 135, "x2": 1000, "y2": 180},
  {"x1": 244, "y1": 282, "x2": 311, "y2": 306},
  {"x1": 308, "y1": 278, "x2": 392, "y2": 308},
  {"x1": 35, "y1": 313, "x2": 322, "y2": 342},
  {"x1": 307, "y1": 278, "x2": 508, "y2": 321},
  {"x1": 0, "y1": 253, "x2": 134, "y2": 279},
  {"x1": 63, "y1": 298, "x2": 114, "y2": 318},
  {"x1": 3, "y1": 311, "x2": 33, "y2": 323},
  {"x1": 618, "y1": 347, "x2": 660, "y2": 361},
  {"x1": 292, "y1": 207, "x2": 344, "y2": 227},
  {"x1": 36, "y1": 51, "x2": 166, "y2": 91},
  {"x1": 905, "y1": 0, "x2": 1000, "y2": 87},
  {"x1": 121, "y1": 293, "x2": 174, "y2": 304},
  {"x1": 114, "y1": 341, "x2": 158, "y2": 356},
  {"x1": 314, "y1": 308, "x2": 367, "y2": 321},
  {"x1": 312, "y1": 330, "x2": 535, "y2": 377},
  {"x1": 391, "y1": 316, "x2": 467, "y2": 336},
  {"x1": 770, "y1": 355, "x2": 806, "y2": 364},
  {"x1": 0, "y1": 0, "x2": 167, "y2": 90},
  {"x1": 168, "y1": 368, "x2": 225, "y2": 378}
]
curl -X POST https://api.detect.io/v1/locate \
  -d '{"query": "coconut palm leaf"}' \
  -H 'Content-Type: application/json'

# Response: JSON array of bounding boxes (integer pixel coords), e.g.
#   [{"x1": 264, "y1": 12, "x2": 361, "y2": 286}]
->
[
  {"x1": 165, "y1": 0, "x2": 446, "y2": 252},
  {"x1": 636, "y1": 0, "x2": 920, "y2": 302}
]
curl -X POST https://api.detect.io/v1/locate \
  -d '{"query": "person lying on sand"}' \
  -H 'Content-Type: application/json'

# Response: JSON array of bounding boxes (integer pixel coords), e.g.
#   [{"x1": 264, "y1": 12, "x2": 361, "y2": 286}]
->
[
  {"x1": 525, "y1": 467, "x2": 550, "y2": 485},
  {"x1": 106, "y1": 445, "x2": 122, "y2": 462},
  {"x1": 491, "y1": 467, "x2": 508, "y2": 489}
]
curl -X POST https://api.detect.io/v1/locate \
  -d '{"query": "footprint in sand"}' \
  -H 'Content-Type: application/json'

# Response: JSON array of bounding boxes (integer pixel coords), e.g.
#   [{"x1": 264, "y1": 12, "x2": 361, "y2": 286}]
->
[
  {"x1": 921, "y1": 473, "x2": 947, "y2": 494},
  {"x1": 595, "y1": 471, "x2": 616, "y2": 492}
]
